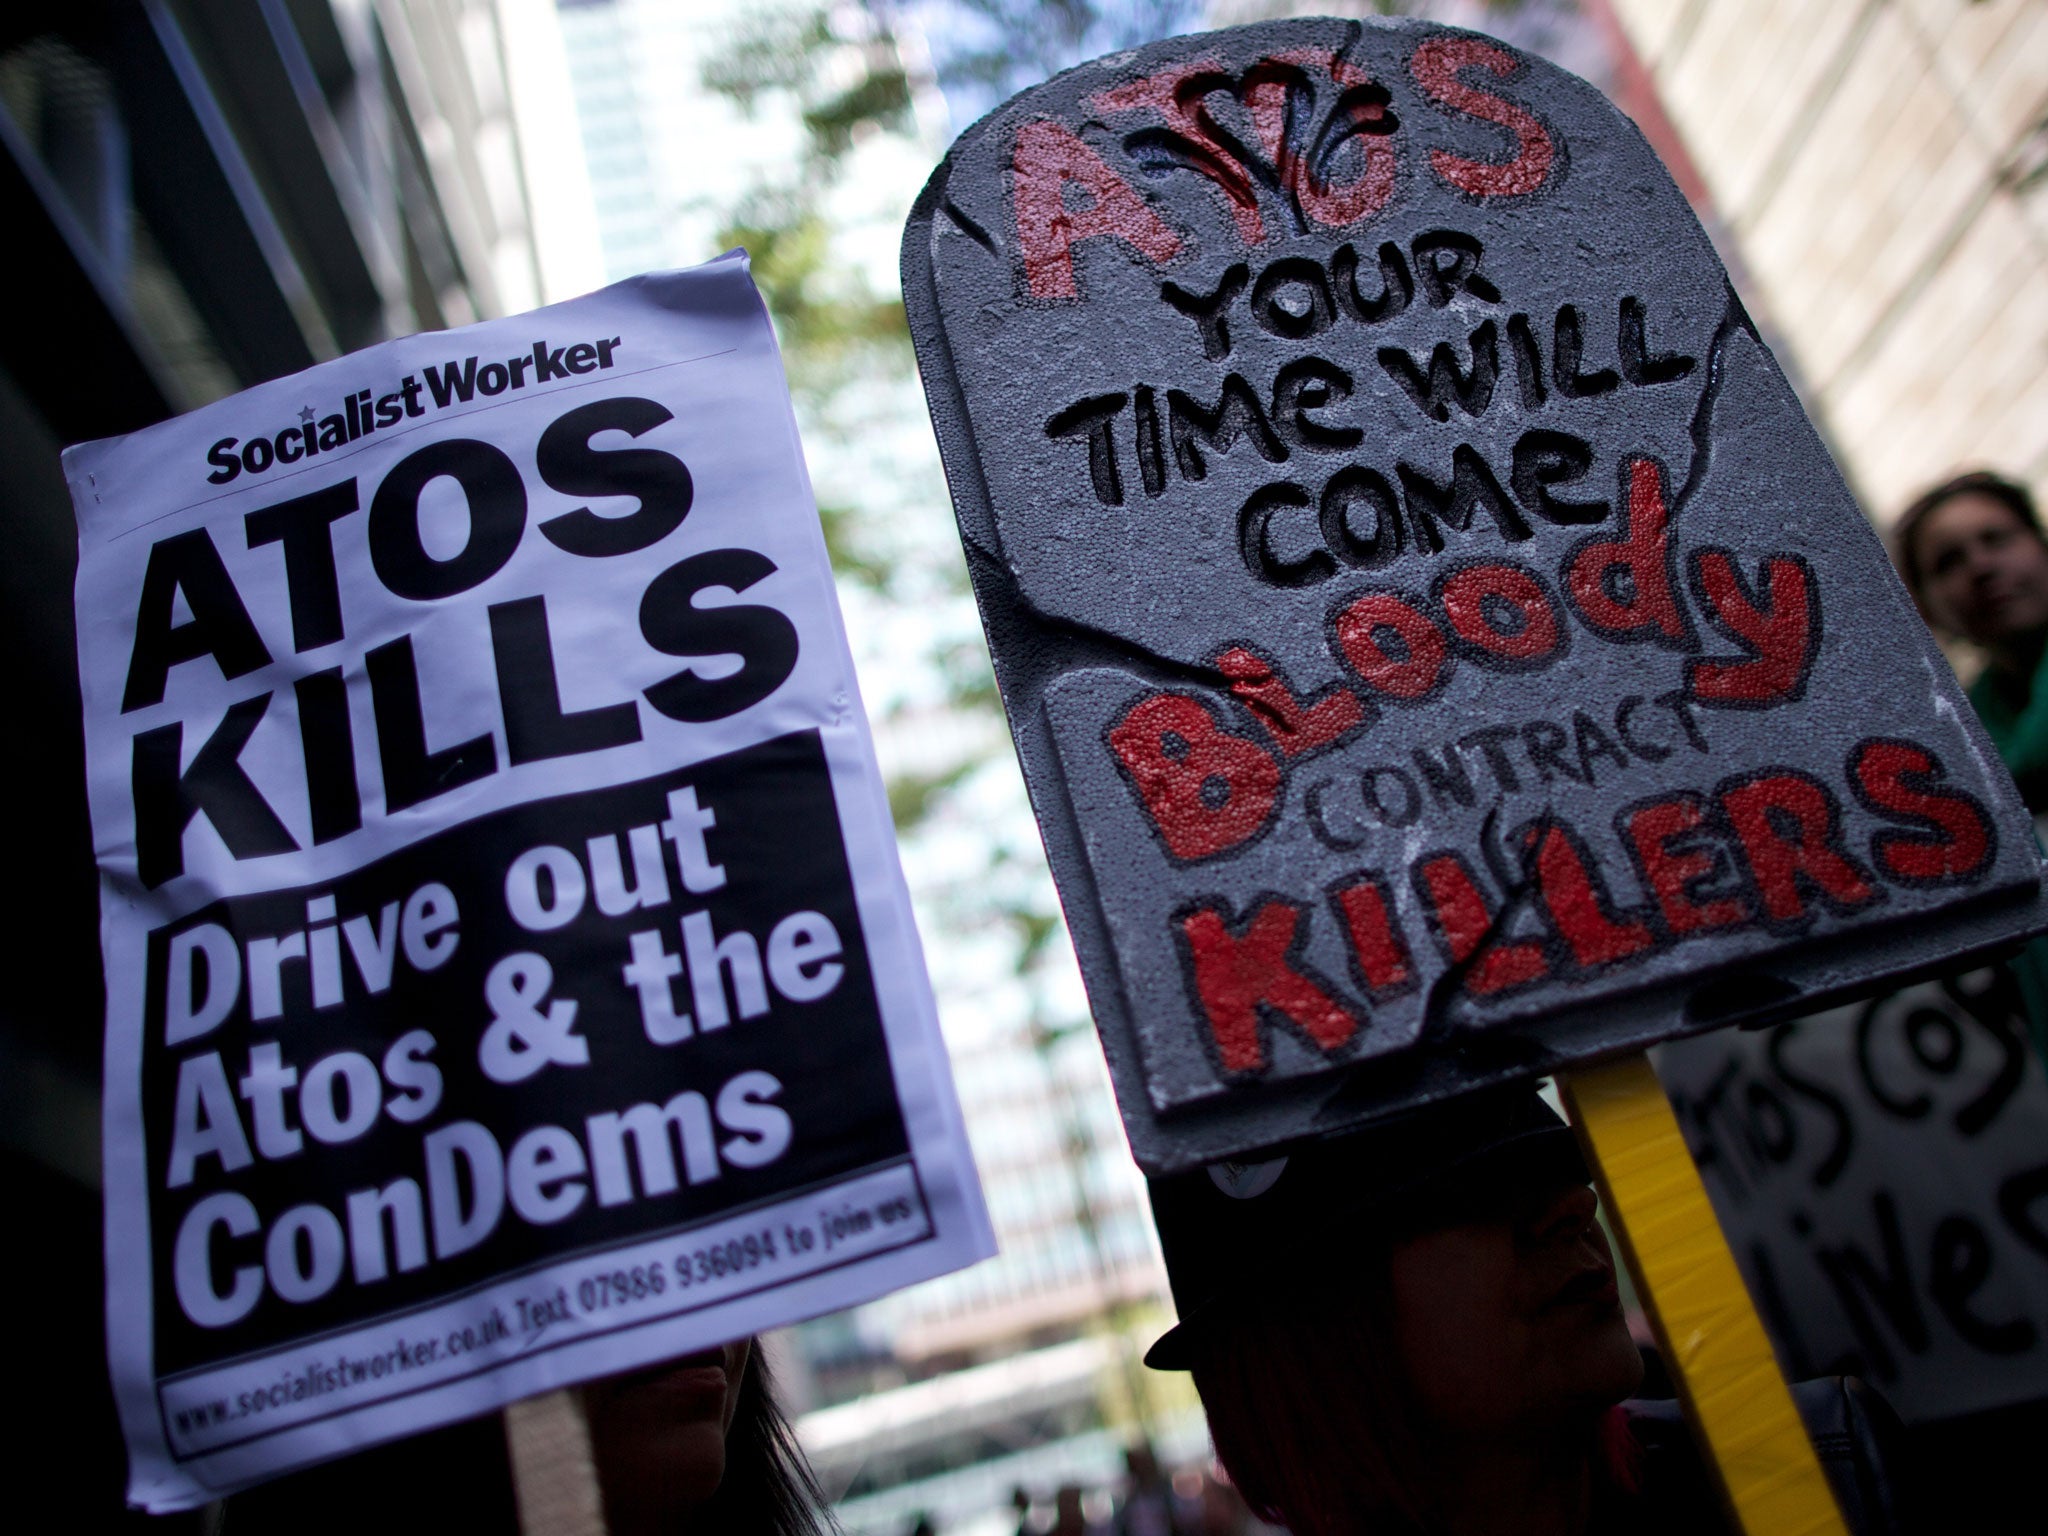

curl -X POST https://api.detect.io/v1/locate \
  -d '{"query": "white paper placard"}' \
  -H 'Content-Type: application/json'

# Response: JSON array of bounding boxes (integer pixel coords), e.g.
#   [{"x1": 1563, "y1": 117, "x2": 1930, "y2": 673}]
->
[
  {"x1": 65, "y1": 254, "x2": 993, "y2": 1512},
  {"x1": 1658, "y1": 966, "x2": 2048, "y2": 1423}
]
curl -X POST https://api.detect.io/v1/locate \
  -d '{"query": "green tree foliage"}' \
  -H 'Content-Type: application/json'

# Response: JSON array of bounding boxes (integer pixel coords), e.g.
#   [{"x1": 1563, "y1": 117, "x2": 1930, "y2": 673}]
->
[
  {"x1": 702, "y1": 6, "x2": 913, "y2": 389},
  {"x1": 701, "y1": 0, "x2": 1203, "y2": 608},
  {"x1": 720, "y1": 211, "x2": 908, "y2": 388},
  {"x1": 703, "y1": 5, "x2": 913, "y2": 151},
  {"x1": 921, "y1": 0, "x2": 1200, "y2": 120},
  {"x1": 702, "y1": 1, "x2": 1214, "y2": 1439}
]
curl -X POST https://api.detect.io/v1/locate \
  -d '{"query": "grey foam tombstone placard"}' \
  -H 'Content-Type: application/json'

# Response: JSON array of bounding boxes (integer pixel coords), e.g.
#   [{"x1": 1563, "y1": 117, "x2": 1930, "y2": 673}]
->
[{"x1": 902, "y1": 15, "x2": 2048, "y2": 1173}]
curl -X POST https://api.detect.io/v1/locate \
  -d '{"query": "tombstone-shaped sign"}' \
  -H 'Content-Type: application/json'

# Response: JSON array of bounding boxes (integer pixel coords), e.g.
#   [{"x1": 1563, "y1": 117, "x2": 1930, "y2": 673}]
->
[{"x1": 903, "y1": 17, "x2": 2048, "y2": 1172}]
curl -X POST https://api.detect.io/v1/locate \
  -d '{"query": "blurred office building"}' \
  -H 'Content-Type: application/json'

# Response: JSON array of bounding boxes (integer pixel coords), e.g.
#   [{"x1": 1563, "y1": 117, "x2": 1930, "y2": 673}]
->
[
  {"x1": 520, "y1": 4, "x2": 1185, "y2": 1530},
  {"x1": 0, "y1": 0, "x2": 540, "y2": 1524},
  {"x1": 799, "y1": 1024, "x2": 1181, "y2": 1535},
  {"x1": 1602, "y1": 0, "x2": 2048, "y2": 521}
]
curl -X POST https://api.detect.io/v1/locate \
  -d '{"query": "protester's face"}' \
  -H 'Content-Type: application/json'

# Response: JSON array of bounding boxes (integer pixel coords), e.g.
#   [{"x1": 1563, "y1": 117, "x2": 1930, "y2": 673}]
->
[
  {"x1": 1387, "y1": 1179, "x2": 1642, "y2": 1441},
  {"x1": 584, "y1": 1337, "x2": 752, "y2": 1535},
  {"x1": 1913, "y1": 492, "x2": 2048, "y2": 648}
]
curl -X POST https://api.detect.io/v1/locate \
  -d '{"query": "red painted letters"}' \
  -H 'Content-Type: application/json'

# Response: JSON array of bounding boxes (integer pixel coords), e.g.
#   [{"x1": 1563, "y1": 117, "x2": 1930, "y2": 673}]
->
[
  {"x1": 1409, "y1": 37, "x2": 1555, "y2": 198},
  {"x1": 1218, "y1": 645, "x2": 1365, "y2": 757},
  {"x1": 1722, "y1": 772, "x2": 1878, "y2": 925},
  {"x1": 1850, "y1": 738, "x2": 1995, "y2": 884},
  {"x1": 1247, "y1": 55, "x2": 1398, "y2": 228},
  {"x1": 1108, "y1": 693, "x2": 1281, "y2": 860},
  {"x1": 1180, "y1": 901, "x2": 1359, "y2": 1073},
  {"x1": 1415, "y1": 853, "x2": 1549, "y2": 993},
  {"x1": 1331, "y1": 873, "x2": 1414, "y2": 994},
  {"x1": 1021, "y1": 40, "x2": 1557, "y2": 300},
  {"x1": 1624, "y1": 796, "x2": 1751, "y2": 935},
  {"x1": 1333, "y1": 592, "x2": 1447, "y2": 698},
  {"x1": 1526, "y1": 822, "x2": 1653, "y2": 966},
  {"x1": 1091, "y1": 64, "x2": 1268, "y2": 246},
  {"x1": 1013, "y1": 119, "x2": 1184, "y2": 300},
  {"x1": 1564, "y1": 457, "x2": 1688, "y2": 644},
  {"x1": 1440, "y1": 562, "x2": 1561, "y2": 662},
  {"x1": 1686, "y1": 551, "x2": 1819, "y2": 705}
]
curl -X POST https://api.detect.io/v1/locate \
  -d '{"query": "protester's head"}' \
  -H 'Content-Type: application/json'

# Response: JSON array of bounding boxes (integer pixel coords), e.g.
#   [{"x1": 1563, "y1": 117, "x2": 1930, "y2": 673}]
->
[
  {"x1": 1146, "y1": 1087, "x2": 1642, "y2": 1536},
  {"x1": 584, "y1": 1337, "x2": 832, "y2": 1536},
  {"x1": 1893, "y1": 471, "x2": 2048, "y2": 654}
]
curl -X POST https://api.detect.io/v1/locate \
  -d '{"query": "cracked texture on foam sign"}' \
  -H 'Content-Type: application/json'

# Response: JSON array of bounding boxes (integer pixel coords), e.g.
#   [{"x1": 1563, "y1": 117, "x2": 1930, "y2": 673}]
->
[{"x1": 902, "y1": 15, "x2": 2048, "y2": 1171}]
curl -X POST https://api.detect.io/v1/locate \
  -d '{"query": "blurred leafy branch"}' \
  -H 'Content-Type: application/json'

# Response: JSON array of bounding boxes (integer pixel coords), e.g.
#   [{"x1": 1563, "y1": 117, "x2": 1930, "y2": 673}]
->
[
  {"x1": 925, "y1": 0, "x2": 1200, "y2": 118},
  {"x1": 699, "y1": 1, "x2": 1198, "y2": 852},
  {"x1": 703, "y1": 7, "x2": 910, "y2": 385},
  {"x1": 703, "y1": 4, "x2": 922, "y2": 599},
  {"x1": 702, "y1": 4, "x2": 1196, "y2": 1405},
  {"x1": 702, "y1": 5, "x2": 913, "y2": 153}
]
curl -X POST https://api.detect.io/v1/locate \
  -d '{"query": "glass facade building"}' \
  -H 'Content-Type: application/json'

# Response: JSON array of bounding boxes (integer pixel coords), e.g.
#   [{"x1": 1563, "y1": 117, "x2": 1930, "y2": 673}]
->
[{"x1": 0, "y1": 2, "x2": 538, "y2": 1523}]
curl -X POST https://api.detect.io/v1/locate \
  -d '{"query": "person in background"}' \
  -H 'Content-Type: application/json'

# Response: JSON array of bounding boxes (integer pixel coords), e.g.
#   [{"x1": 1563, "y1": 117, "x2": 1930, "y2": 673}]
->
[
  {"x1": 1117, "y1": 1441, "x2": 1180, "y2": 1536},
  {"x1": 1892, "y1": 469, "x2": 2048, "y2": 1065},
  {"x1": 1892, "y1": 470, "x2": 2048, "y2": 810},
  {"x1": 583, "y1": 1338, "x2": 834, "y2": 1536},
  {"x1": 1143, "y1": 1087, "x2": 1910, "y2": 1536}
]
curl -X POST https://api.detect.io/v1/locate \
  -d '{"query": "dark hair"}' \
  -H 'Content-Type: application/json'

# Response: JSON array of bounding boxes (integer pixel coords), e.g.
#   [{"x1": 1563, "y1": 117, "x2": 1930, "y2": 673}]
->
[
  {"x1": 1892, "y1": 470, "x2": 2043, "y2": 602},
  {"x1": 1188, "y1": 1256, "x2": 1434, "y2": 1536},
  {"x1": 659, "y1": 1345, "x2": 837, "y2": 1536},
  {"x1": 1187, "y1": 1243, "x2": 1638, "y2": 1536}
]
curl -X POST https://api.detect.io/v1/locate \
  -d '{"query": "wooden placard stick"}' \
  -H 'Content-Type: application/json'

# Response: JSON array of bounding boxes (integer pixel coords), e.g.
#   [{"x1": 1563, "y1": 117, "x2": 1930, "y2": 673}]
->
[
  {"x1": 1561, "y1": 1054, "x2": 1847, "y2": 1536},
  {"x1": 504, "y1": 1390, "x2": 609, "y2": 1536}
]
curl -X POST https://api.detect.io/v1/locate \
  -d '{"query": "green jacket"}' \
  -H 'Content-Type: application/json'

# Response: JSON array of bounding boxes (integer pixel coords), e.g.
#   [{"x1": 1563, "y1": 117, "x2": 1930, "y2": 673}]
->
[
  {"x1": 1968, "y1": 659, "x2": 2048, "y2": 1065},
  {"x1": 1969, "y1": 661, "x2": 2048, "y2": 812}
]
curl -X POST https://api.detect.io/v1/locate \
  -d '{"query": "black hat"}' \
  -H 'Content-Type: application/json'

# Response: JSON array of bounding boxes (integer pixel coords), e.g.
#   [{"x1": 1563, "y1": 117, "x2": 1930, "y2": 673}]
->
[{"x1": 1143, "y1": 1085, "x2": 1586, "y2": 1370}]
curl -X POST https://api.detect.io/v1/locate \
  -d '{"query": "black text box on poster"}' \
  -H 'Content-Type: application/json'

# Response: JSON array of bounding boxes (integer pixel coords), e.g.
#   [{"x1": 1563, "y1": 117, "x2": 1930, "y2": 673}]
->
[{"x1": 147, "y1": 733, "x2": 906, "y2": 1383}]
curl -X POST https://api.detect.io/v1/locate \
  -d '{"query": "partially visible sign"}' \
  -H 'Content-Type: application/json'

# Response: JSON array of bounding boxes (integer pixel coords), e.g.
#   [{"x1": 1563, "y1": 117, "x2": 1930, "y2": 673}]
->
[
  {"x1": 1659, "y1": 973, "x2": 2048, "y2": 1423},
  {"x1": 902, "y1": 16, "x2": 2048, "y2": 1171},
  {"x1": 67, "y1": 255, "x2": 992, "y2": 1511}
]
